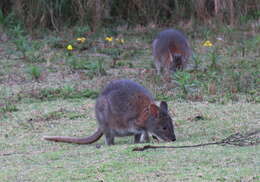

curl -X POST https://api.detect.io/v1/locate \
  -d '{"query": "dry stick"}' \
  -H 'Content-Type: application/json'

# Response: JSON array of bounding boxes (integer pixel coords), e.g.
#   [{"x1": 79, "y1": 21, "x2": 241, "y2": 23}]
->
[
  {"x1": 133, "y1": 130, "x2": 260, "y2": 152},
  {"x1": 133, "y1": 142, "x2": 222, "y2": 151}
]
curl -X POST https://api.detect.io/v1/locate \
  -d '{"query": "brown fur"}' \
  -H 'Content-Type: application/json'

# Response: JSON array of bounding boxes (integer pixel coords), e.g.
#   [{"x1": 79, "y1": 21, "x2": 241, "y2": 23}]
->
[
  {"x1": 44, "y1": 80, "x2": 176, "y2": 145},
  {"x1": 152, "y1": 29, "x2": 192, "y2": 76}
]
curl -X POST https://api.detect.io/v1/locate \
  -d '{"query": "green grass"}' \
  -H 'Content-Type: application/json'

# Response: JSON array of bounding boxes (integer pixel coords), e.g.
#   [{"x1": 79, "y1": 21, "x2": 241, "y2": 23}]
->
[
  {"x1": 0, "y1": 100, "x2": 259, "y2": 181},
  {"x1": 0, "y1": 25, "x2": 259, "y2": 181}
]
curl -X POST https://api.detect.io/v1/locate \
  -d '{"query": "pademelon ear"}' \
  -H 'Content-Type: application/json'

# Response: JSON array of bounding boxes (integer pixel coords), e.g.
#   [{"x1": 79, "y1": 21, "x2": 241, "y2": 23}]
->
[
  {"x1": 160, "y1": 101, "x2": 168, "y2": 112},
  {"x1": 149, "y1": 104, "x2": 159, "y2": 118}
]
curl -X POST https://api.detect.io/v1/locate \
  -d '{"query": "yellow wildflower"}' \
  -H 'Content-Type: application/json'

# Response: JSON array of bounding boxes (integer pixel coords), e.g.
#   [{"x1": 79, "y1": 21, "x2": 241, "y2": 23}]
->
[
  {"x1": 203, "y1": 40, "x2": 213, "y2": 47},
  {"x1": 67, "y1": 44, "x2": 73, "y2": 51},
  {"x1": 105, "y1": 36, "x2": 113, "y2": 42},
  {"x1": 76, "y1": 37, "x2": 86, "y2": 43}
]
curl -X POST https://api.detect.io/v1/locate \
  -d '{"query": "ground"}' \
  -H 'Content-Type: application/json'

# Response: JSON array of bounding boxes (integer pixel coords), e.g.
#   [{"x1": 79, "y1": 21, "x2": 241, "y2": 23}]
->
[{"x1": 0, "y1": 25, "x2": 259, "y2": 181}]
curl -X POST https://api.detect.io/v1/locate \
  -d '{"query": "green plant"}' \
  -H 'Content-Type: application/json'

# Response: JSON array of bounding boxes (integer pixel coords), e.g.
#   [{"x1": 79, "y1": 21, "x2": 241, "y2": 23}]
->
[
  {"x1": 0, "y1": 9, "x2": 4, "y2": 25},
  {"x1": 229, "y1": 70, "x2": 241, "y2": 92},
  {"x1": 39, "y1": 87, "x2": 75, "y2": 100},
  {"x1": 11, "y1": 25, "x2": 28, "y2": 58},
  {"x1": 67, "y1": 56, "x2": 106, "y2": 77},
  {"x1": 96, "y1": 58, "x2": 107, "y2": 76},
  {"x1": 155, "y1": 93, "x2": 174, "y2": 102},
  {"x1": 192, "y1": 53, "x2": 202, "y2": 70},
  {"x1": 243, "y1": 35, "x2": 260, "y2": 55},
  {"x1": 47, "y1": 36, "x2": 65, "y2": 48},
  {"x1": 84, "y1": 58, "x2": 107, "y2": 77},
  {"x1": 239, "y1": 9, "x2": 260, "y2": 23},
  {"x1": 42, "y1": 109, "x2": 86, "y2": 121},
  {"x1": 81, "y1": 89, "x2": 99, "y2": 99},
  {"x1": 0, "y1": 10, "x2": 21, "y2": 29},
  {"x1": 27, "y1": 65, "x2": 42, "y2": 81},
  {"x1": 208, "y1": 48, "x2": 220, "y2": 71},
  {"x1": 37, "y1": 87, "x2": 99, "y2": 101},
  {"x1": 11, "y1": 25, "x2": 44, "y2": 62},
  {"x1": 111, "y1": 60, "x2": 133, "y2": 68},
  {"x1": 174, "y1": 71, "x2": 201, "y2": 98},
  {"x1": 73, "y1": 25, "x2": 91, "y2": 37},
  {"x1": 62, "y1": 85, "x2": 76, "y2": 97},
  {"x1": 98, "y1": 47, "x2": 122, "y2": 60},
  {"x1": 0, "y1": 103, "x2": 18, "y2": 113},
  {"x1": 67, "y1": 56, "x2": 86, "y2": 70}
]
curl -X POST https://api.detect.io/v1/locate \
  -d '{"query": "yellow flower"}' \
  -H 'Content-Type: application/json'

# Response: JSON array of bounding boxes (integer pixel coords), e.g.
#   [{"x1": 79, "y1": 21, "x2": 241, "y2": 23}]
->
[
  {"x1": 67, "y1": 44, "x2": 73, "y2": 51},
  {"x1": 105, "y1": 36, "x2": 113, "y2": 42},
  {"x1": 203, "y1": 40, "x2": 213, "y2": 47},
  {"x1": 76, "y1": 37, "x2": 86, "y2": 43}
]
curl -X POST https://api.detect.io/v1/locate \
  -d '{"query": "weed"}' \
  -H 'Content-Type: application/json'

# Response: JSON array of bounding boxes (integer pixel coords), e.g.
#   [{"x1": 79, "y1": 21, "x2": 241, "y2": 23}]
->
[
  {"x1": 37, "y1": 87, "x2": 99, "y2": 100},
  {"x1": 120, "y1": 48, "x2": 141, "y2": 60},
  {"x1": 98, "y1": 47, "x2": 122, "y2": 60},
  {"x1": 192, "y1": 53, "x2": 202, "y2": 70},
  {"x1": 0, "y1": 9, "x2": 4, "y2": 25},
  {"x1": 11, "y1": 25, "x2": 27, "y2": 58},
  {"x1": 42, "y1": 110, "x2": 66, "y2": 121},
  {"x1": 208, "y1": 47, "x2": 220, "y2": 71},
  {"x1": 62, "y1": 85, "x2": 76, "y2": 97},
  {"x1": 11, "y1": 25, "x2": 44, "y2": 62},
  {"x1": 26, "y1": 65, "x2": 42, "y2": 81},
  {"x1": 174, "y1": 71, "x2": 201, "y2": 98},
  {"x1": 97, "y1": 58, "x2": 107, "y2": 76},
  {"x1": 0, "y1": 103, "x2": 18, "y2": 113},
  {"x1": 84, "y1": 58, "x2": 107, "y2": 78},
  {"x1": 67, "y1": 56, "x2": 106, "y2": 77},
  {"x1": 30, "y1": 109, "x2": 86, "y2": 122},
  {"x1": 73, "y1": 25, "x2": 91, "y2": 37},
  {"x1": 67, "y1": 112, "x2": 86, "y2": 120},
  {"x1": 230, "y1": 70, "x2": 241, "y2": 93},
  {"x1": 38, "y1": 87, "x2": 74, "y2": 100},
  {"x1": 155, "y1": 94, "x2": 174, "y2": 102},
  {"x1": 254, "y1": 96, "x2": 260, "y2": 103},
  {"x1": 151, "y1": 74, "x2": 163, "y2": 86},
  {"x1": 111, "y1": 60, "x2": 133, "y2": 68},
  {"x1": 47, "y1": 36, "x2": 65, "y2": 48},
  {"x1": 67, "y1": 56, "x2": 86, "y2": 70}
]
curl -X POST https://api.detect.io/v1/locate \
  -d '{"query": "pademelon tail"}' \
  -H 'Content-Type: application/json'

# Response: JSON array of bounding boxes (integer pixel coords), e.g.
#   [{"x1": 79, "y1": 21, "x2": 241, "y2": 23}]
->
[{"x1": 43, "y1": 128, "x2": 103, "y2": 144}]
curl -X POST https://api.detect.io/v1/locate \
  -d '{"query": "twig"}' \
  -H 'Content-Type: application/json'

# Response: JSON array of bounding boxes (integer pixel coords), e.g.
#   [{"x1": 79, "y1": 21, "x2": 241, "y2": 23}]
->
[
  {"x1": 133, "y1": 130, "x2": 260, "y2": 152},
  {"x1": 133, "y1": 142, "x2": 221, "y2": 151}
]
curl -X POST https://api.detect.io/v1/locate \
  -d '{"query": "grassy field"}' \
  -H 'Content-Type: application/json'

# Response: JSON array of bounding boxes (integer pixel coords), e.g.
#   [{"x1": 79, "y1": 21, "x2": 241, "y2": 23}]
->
[{"x1": 0, "y1": 25, "x2": 259, "y2": 181}]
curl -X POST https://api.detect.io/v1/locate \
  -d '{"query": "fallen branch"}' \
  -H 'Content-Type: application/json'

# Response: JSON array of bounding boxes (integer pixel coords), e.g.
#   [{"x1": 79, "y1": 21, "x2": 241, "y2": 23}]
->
[{"x1": 133, "y1": 130, "x2": 260, "y2": 152}]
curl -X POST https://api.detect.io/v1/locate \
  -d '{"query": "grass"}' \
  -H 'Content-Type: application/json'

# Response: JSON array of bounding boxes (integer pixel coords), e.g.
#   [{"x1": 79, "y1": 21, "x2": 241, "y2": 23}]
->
[
  {"x1": 0, "y1": 100, "x2": 259, "y2": 182},
  {"x1": 0, "y1": 102, "x2": 18, "y2": 113},
  {"x1": 0, "y1": 24, "x2": 259, "y2": 181}
]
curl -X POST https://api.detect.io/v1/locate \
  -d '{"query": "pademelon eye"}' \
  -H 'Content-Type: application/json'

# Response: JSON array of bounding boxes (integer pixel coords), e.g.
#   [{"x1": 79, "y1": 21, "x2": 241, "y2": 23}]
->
[{"x1": 163, "y1": 126, "x2": 167, "y2": 130}]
